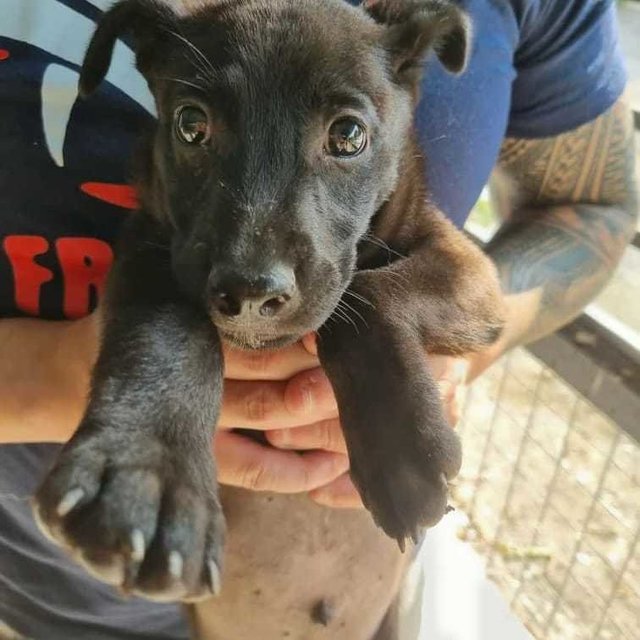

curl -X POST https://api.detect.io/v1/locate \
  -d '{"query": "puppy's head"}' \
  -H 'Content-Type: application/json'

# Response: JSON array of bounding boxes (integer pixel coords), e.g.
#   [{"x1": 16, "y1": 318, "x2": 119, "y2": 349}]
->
[{"x1": 82, "y1": 0, "x2": 470, "y2": 349}]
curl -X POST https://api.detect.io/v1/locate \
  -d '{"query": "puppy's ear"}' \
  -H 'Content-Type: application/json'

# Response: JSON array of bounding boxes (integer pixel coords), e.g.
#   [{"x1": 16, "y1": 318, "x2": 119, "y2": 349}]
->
[
  {"x1": 364, "y1": 0, "x2": 471, "y2": 82},
  {"x1": 79, "y1": 0, "x2": 177, "y2": 97}
]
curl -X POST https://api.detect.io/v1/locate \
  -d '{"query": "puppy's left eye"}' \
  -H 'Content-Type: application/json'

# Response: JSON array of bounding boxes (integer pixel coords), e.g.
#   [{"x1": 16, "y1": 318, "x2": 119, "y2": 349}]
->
[
  {"x1": 175, "y1": 106, "x2": 210, "y2": 144},
  {"x1": 326, "y1": 118, "x2": 367, "y2": 157}
]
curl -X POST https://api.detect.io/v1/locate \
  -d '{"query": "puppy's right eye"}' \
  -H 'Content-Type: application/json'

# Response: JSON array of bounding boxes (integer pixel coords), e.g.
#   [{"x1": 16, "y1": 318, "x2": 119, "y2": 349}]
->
[
  {"x1": 326, "y1": 118, "x2": 367, "y2": 158},
  {"x1": 175, "y1": 106, "x2": 210, "y2": 145}
]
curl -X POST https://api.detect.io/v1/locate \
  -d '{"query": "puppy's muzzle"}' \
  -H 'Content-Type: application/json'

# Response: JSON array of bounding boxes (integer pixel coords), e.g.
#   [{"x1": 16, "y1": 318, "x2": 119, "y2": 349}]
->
[{"x1": 208, "y1": 264, "x2": 296, "y2": 321}]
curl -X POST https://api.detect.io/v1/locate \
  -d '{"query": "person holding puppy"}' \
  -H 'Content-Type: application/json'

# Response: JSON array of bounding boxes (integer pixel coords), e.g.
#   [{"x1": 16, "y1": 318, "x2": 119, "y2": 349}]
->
[{"x1": 0, "y1": 0, "x2": 637, "y2": 638}]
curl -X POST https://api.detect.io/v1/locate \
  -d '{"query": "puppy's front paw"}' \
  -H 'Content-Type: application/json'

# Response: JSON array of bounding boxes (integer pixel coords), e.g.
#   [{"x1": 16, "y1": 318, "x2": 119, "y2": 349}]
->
[
  {"x1": 349, "y1": 408, "x2": 461, "y2": 550},
  {"x1": 33, "y1": 429, "x2": 225, "y2": 602}
]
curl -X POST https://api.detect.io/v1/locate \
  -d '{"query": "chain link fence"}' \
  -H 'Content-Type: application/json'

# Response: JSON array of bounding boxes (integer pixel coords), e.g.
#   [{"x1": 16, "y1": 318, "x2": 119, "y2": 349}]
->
[{"x1": 451, "y1": 325, "x2": 640, "y2": 640}]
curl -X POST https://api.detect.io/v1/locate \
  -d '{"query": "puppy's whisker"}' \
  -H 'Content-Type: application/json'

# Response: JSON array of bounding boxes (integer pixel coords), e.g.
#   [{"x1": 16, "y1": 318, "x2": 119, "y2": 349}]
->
[
  {"x1": 336, "y1": 311, "x2": 357, "y2": 333},
  {"x1": 339, "y1": 299, "x2": 369, "y2": 329},
  {"x1": 331, "y1": 305, "x2": 350, "y2": 326},
  {"x1": 376, "y1": 271, "x2": 409, "y2": 295},
  {"x1": 362, "y1": 234, "x2": 403, "y2": 259},
  {"x1": 165, "y1": 28, "x2": 218, "y2": 81},
  {"x1": 371, "y1": 264, "x2": 410, "y2": 285},
  {"x1": 362, "y1": 233, "x2": 407, "y2": 260},
  {"x1": 383, "y1": 271, "x2": 410, "y2": 286},
  {"x1": 344, "y1": 289, "x2": 375, "y2": 309},
  {"x1": 166, "y1": 28, "x2": 215, "y2": 72},
  {"x1": 171, "y1": 42, "x2": 213, "y2": 84},
  {"x1": 157, "y1": 76, "x2": 209, "y2": 92},
  {"x1": 335, "y1": 302, "x2": 360, "y2": 335}
]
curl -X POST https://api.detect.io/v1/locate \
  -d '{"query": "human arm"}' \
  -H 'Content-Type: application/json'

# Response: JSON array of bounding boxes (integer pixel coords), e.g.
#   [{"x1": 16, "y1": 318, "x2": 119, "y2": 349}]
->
[
  {"x1": 0, "y1": 314, "x2": 350, "y2": 502},
  {"x1": 469, "y1": 97, "x2": 639, "y2": 376},
  {"x1": 0, "y1": 315, "x2": 98, "y2": 444}
]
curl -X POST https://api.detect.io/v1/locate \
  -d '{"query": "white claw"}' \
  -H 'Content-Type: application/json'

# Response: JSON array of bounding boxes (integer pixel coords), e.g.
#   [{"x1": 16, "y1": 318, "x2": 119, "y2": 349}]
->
[
  {"x1": 130, "y1": 530, "x2": 146, "y2": 563},
  {"x1": 168, "y1": 551, "x2": 183, "y2": 580},
  {"x1": 208, "y1": 560, "x2": 221, "y2": 595},
  {"x1": 56, "y1": 488, "x2": 85, "y2": 517}
]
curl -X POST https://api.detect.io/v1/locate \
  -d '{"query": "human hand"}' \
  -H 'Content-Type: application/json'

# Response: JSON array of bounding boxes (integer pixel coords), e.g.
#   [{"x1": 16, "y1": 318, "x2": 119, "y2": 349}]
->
[
  {"x1": 214, "y1": 333, "x2": 469, "y2": 511},
  {"x1": 267, "y1": 342, "x2": 470, "y2": 509},
  {"x1": 214, "y1": 334, "x2": 349, "y2": 493}
]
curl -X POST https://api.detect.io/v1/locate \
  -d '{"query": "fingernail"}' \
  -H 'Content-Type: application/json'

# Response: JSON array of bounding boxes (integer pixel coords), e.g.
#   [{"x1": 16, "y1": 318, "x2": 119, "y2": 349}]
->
[
  {"x1": 302, "y1": 332, "x2": 318, "y2": 356},
  {"x1": 317, "y1": 372, "x2": 337, "y2": 407},
  {"x1": 297, "y1": 371, "x2": 337, "y2": 413},
  {"x1": 300, "y1": 381, "x2": 315, "y2": 412}
]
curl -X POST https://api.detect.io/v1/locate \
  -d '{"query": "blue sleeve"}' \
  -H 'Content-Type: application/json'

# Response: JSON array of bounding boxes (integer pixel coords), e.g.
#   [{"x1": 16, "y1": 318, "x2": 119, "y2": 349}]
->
[
  {"x1": 508, "y1": 0, "x2": 627, "y2": 138},
  {"x1": 414, "y1": 0, "x2": 518, "y2": 228},
  {"x1": 411, "y1": 0, "x2": 627, "y2": 228}
]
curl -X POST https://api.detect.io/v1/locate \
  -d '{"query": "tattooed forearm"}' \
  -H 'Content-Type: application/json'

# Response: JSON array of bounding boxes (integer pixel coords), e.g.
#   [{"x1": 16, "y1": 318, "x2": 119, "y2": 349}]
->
[
  {"x1": 487, "y1": 99, "x2": 638, "y2": 348},
  {"x1": 487, "y1": 203, "x2": 634, "y2": 346}
]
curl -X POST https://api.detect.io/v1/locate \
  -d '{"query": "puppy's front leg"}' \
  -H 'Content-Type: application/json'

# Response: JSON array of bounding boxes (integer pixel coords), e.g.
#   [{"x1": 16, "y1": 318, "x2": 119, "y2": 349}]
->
[
  {"x1": 319, "y1": 314, "x2": 459, "y2": 548},
  {"x1": 34, "y1": 215, "x2": 225, "y2": 602},
  {"x1": 319, "y1": 210, "x2": 504, "y2": 547}
]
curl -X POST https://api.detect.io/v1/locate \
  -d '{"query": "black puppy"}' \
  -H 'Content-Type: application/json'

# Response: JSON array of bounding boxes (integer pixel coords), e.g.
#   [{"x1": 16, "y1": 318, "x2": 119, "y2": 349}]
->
[{"x1": 34, "y1": 0, "x2": 504, "y2": 602}]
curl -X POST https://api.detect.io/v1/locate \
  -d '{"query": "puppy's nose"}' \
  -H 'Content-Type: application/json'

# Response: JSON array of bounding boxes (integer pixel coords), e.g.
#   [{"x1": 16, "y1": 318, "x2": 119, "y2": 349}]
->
[{"x1": 209, "y1": 265, "x2": 296, "y2": 318}]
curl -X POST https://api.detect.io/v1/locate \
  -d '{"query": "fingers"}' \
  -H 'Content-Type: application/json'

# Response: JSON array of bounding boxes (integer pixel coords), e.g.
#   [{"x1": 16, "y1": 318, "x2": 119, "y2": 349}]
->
[
  {"x1": 266, "y1": 418, "x2": 347, "y2": 454},
  {"x1": 214, "y1": 431, "x2": 349, "y2": 493},
  {"x1": 223, "y1": 340, "x2": 319, "y2": 381},
  {"x1": 308, "y1": 473, "x2": 364, "y2": 509},
  {"x1": 301, "y1": 332, "x2": 318, "y2": 356},
  {"x1": 216, "y1": 338, "x2": 469, "y2": 507},
  {"x1": 263, "y1": 357, "x2": 469, "y2": 452},
  {"x1": 219, "y1": 367, "x2": 338, "y2": 430}
]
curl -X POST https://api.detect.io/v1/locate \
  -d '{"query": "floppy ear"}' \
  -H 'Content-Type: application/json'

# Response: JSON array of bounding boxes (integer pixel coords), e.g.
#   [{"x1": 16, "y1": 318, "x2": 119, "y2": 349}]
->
[
  {"x1": 79, "y1": 0, "x2": 177, "y2": 97},
  {"x1": 363, "y1": 0, "x2": 471, "y2": 83}
]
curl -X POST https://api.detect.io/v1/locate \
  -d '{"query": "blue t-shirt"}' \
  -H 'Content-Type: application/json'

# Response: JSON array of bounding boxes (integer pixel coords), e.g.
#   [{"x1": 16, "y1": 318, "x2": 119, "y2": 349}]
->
[{"x1": 0, "y1": 0, "x2": 627, "y2": 638}]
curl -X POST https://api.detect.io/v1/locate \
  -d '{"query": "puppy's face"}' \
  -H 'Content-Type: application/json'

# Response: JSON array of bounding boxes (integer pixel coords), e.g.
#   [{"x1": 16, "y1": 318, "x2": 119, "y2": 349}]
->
[{"x1": 82, "y1": 0, "x2": 469, "y2": 349}]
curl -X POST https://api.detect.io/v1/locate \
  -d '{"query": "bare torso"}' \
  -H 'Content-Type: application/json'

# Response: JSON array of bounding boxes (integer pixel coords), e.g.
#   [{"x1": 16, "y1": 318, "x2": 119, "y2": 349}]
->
[{"x1": 189, "y1": 487, "x2": 411, "y2": 640}]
